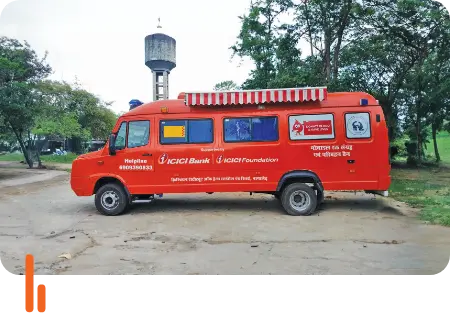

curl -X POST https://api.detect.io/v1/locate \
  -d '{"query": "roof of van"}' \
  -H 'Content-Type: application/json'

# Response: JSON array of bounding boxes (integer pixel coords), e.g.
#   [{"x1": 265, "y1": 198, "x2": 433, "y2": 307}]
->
[{"x1": 122, "y1": 91, "x2": 378, "y2": 117}]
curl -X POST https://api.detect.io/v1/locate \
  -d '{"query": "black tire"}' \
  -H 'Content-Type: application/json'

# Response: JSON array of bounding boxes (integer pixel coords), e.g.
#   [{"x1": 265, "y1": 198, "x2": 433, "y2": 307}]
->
[
  {"x1": 280, "y1": 183, "x2": 317, "y2": 216},
  {"x1": 95, "y1": 183, "x2": 129, "y2": 216}
]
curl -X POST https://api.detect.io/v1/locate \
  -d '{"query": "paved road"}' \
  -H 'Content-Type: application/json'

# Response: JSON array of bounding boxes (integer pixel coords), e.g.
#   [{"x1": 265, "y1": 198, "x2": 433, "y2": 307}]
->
[{"x1": 0, "y1": 172, "x2": 449, "y2": 275}]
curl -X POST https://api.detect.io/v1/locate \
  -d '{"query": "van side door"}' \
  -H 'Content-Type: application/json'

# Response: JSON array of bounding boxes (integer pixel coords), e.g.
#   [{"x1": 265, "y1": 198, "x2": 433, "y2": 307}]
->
[
  {"x1": 112, "y1": 116, "x2": 155, "y2": 194},
  {"x1": 217, "y1": 114, "x2": 281, "y2": 191}
]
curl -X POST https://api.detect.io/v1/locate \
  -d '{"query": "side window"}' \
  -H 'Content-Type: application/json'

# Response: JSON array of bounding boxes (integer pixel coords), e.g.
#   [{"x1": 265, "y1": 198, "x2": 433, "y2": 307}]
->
[
  {"x1": 115, "y1": 122, "x2": 127, "y2": 150},
  {"x1": 345, "y1": 112, "x2": 371, "y2": 139},
  {"x1": 224, "y1": 118, "x2": 251, "y2": 142},
  {"x1": 188, "y1": 119, "x2": 214, "y2": 143},
  {"x1": 224, "y1": 116, "x2": 278, "y2": 142},
  {"x1": 289, "y1": 113, "x2": 335, "y2": 140},
  {"x1": 251, "y1": 117, "x2": 278, "y2": 141},
  {"x1": 127, "y1": 121, "x2": 150, "y2": 148},
  {"x1": 160, "y1": 119, "x2": 213, "y2": 144}
]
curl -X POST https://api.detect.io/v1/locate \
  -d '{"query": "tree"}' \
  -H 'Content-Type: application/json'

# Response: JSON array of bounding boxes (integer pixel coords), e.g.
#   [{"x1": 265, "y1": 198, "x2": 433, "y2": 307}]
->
[
  {"x1": 401, "y1": 49, "x2": 450, "y2": 163},
  {"x1": 38, "y1": 80, "x2": 118, "y2": 154},
  {"x1": 231, "y1": 0, "x2": 293, "y2": 89},
  {"x1": 295, "y1": 0, "x2": 364, "y2": 83},
  {"x1": 0, "y1": 36, "x2": 52, "y2": 167},
  {"x1": 214, "y1": 80, "x2": 240, "y2": 91},
  {"x1": 336, "y1": 0, "x2": 449, "y2": 143},
  {"x1": 32, "y1": 110, "x2": 90, "y2": 167}
]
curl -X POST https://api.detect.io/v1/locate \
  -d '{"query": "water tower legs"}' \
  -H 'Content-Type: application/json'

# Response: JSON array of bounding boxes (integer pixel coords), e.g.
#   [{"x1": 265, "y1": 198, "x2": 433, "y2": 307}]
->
[{"x1": 152, "y1": 70, "x2": 170, "y2": 101}]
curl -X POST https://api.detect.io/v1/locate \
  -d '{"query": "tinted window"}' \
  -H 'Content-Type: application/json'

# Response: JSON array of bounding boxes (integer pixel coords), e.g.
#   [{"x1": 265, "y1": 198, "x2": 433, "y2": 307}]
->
[
  {"x1": 224, "y1": 118, "x2": 251, "y2": 142},
  {"x1": 115, "y1": 122, "x2": 127, "y2": 150},
  {"x1": 128, "y1": 121, "x2": 150, "y2": 148},
  {"x1": 160, "y1": 119, "x2": 213, "y2": 144},
  {"x1": 224, "y1": 116, "x2": 278, "y2": 142},
  {"x1": 251, "y1": 117, "x2": 278, "y2": 141},
  {"x1": 188, "y1": 119, "x2": 214, "y2": 143}
]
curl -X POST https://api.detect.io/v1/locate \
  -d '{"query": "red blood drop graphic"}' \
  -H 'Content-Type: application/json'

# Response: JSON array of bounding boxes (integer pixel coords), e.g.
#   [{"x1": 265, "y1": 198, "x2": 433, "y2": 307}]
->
[{"x1": 292, "y1": 120, "x2": 304, "y2": 134}]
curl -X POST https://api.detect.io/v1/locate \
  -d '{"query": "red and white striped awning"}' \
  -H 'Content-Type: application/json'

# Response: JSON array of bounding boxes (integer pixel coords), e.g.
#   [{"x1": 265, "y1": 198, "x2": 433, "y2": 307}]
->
[{"x1": 184, "y1": 87, "x2": 327, "y2": 106}]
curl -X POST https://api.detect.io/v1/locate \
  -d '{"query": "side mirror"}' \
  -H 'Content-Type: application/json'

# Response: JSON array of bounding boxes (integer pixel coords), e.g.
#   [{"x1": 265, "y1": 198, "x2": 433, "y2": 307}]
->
[{"x1": 108, "y1": 134, "x2": 117, "y2": 156}]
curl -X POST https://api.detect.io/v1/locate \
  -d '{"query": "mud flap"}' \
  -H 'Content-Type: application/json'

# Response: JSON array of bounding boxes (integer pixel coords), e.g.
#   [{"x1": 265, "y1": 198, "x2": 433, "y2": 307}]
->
[{"x1": 315, "y1": 182, "x2": 325, "y2": 206}]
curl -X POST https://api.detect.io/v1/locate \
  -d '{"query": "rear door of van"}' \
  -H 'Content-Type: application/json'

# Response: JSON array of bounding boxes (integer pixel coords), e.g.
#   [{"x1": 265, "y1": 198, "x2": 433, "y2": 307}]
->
[{"x1": 340, "y1": 109, "x2": 379, "y2": 190}]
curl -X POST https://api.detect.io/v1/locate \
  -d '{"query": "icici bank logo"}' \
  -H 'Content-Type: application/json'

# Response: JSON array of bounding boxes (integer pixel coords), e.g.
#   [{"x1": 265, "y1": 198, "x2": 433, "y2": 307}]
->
[
  {"x1": 216, "y1": 155, "x2": 224, "y2": 164},
  {"x1": 158, "y1": 153, "x2": 168, "y2": 164}
]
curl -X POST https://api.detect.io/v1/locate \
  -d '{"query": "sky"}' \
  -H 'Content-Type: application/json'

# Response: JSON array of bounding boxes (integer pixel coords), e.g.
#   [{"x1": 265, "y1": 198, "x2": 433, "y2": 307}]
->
[{"x1": 0, "y1": 0, "x2": 258, "y2": 114}]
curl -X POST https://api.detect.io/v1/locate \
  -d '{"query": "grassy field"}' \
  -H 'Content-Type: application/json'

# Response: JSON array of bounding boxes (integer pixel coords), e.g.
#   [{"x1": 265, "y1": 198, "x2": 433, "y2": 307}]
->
[
  {"x1": 390, "y1": 166, "x2": 450, "y2": 226},
  {"x1": 0, "y1": 152, "x2": 78, "y2": 164},
  {"x1": 391, "y1": 132, "x2": 450, "y2": 226},
  {"x1": 426, "y1": 131, "x2": 450, "y2": 164}
]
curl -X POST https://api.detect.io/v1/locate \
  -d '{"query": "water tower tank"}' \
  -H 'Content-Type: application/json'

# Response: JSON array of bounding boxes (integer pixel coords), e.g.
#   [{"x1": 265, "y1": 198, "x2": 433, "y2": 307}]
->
[
  {"x1": 145, "y1": 33, "x2": 176, "y2": 71},
  {"x1": 144, "y1": 22, "x2": 176, "y2": 101}
]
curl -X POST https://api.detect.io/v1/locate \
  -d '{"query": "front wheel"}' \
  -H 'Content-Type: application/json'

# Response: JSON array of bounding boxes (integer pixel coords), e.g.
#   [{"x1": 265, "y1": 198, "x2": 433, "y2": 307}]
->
[
  {"x1": 281, "y1": 183, "x2": 317, "y2": 216},
  {"x1": 95, "y1": 183, "x2": 129, "y2": 216}
]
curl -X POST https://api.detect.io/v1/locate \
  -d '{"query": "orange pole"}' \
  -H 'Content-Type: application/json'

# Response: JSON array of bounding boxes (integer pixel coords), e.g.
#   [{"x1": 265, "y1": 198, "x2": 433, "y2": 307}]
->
[
  {"x1": 25, "y1": 254, "x2": 34, "y2": 312},
  {"x1": 38, "y1": 285, "x2": 46, "y2": 312}
]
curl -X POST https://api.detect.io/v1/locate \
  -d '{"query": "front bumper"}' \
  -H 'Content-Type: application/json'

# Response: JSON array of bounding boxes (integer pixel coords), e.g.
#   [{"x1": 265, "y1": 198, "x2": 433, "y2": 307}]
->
[{"x1": 70, "y1": 176, "x2": 94, "y2": 196}]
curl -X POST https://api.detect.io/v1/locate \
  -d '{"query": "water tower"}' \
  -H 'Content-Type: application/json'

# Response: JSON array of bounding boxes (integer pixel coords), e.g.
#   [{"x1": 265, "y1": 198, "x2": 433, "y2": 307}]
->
[{"x1": 145, "y1": 19, "x2": 176, "y2": 101}]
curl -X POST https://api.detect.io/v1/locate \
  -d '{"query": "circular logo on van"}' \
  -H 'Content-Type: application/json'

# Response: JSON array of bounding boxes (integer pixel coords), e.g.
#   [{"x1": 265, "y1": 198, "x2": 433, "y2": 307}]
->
[
  {"x1": 158, "y1": 153, "x2": 168, "y2": 164},
  {"x1": 346, "y1": 114, "x2": 369, "y2": 137},
  {"x1": 216, "y1": 155, "x2": 224, "y2": 164}
]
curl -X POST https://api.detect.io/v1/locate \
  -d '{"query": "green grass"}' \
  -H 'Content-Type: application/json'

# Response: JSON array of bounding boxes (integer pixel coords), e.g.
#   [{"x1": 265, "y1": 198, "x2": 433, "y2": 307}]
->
[
  {"x1": 391, "y1": 131, "x2": 450, "y2": 226},
  {"x1": 390, "y1": 167, "x2": 450, "y2": 226},
  {"x1": 0, "y1": 152, "x2": 77, "y2": 164},
  {"x1": 426, "y1": 132, "x2": 450, "y2": 164}
]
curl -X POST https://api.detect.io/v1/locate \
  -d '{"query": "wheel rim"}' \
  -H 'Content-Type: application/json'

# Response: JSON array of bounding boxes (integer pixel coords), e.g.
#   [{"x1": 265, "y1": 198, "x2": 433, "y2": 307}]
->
[
  {"x1": 101, "y1": 190, "x2": 120, "y2": 210},
  {"x1": 289, "y1": 190, "x2": 311, "y2": 212}
]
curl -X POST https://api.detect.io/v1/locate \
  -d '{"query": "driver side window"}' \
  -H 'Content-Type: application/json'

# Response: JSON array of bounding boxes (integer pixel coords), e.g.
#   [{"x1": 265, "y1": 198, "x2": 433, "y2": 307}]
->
[
  {"x1": 115, "y1": 122, "x2": 127, "y2": 150},
  {"x1": 128, "y1": 121, "x2": 150, "y2": 148}
]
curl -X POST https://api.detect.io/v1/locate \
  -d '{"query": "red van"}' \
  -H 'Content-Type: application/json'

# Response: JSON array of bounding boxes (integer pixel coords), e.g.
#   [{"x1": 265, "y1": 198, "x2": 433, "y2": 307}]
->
[{"x1": 70, "y1": 86, "x2": 391, "y2": 216}]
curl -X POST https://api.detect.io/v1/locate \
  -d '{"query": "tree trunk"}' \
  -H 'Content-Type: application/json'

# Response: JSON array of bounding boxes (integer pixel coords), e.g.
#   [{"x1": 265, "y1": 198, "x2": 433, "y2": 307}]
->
[
  {"x1": 324, "y1": 35, "x2": 331, "y2": 82},
  {"x1": 35, "y1": 136, "x2": 45, "y2": 168},
  {"x1": 8, "y1": 121, "x2": 33, "y2": 168},
  {"x1": 432, "y1": 124, "x2": 440, "y2": 162},
  {"x1": 332, "y1": 2, "x2": 351, "y2": 80},
  {"x1": 416, "y1": 114, "x2": 421, "y2": 163},
  {"x1": 303, "y1": 1, "x2": 314, "y2": 56},
  {"x1": 379, "y1": 99, "x2": 395, "y2": 141}
]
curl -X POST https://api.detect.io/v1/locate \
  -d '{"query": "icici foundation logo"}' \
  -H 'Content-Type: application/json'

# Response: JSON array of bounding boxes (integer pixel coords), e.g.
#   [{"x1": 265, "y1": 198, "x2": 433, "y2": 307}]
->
[{"x1": 216, "y1": 155, "x2": 224, "y2": 164}]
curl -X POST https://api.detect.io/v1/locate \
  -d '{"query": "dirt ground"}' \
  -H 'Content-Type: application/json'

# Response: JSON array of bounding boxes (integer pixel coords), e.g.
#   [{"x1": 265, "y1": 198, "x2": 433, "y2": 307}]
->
[{"x1": 0, "y1": 166, "x2": 449, "y2": 275}]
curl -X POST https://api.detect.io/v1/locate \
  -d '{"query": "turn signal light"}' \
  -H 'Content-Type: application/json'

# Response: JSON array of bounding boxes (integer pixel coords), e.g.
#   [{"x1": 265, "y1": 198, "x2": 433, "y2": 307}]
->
[{"x1": 161, "y1": 107, "x2": 169, "y2": 113}]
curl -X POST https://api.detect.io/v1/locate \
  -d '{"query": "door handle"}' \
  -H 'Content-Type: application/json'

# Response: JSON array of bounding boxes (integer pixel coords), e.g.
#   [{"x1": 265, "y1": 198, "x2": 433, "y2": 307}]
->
[
  {"x1": 347, "y1": 160, "x2": 355, "y2": 164},
  {"x1": 142, "y1": 153, "x2": 152, "y2": 156}
]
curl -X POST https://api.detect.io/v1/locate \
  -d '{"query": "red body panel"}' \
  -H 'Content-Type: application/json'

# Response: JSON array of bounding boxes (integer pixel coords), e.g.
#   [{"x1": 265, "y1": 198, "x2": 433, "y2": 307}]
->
[{"x1": 70, "y1": 92, "x2": 391, "y2": 196}]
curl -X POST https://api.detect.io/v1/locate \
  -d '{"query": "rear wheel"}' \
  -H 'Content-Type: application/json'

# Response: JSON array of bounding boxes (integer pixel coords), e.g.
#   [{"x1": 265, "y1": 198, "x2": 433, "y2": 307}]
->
[
  {"x1": 95, "y1": 183, "x2": 129, "y2": 216},
  {"x1": 281, "y1": 183, "x2": 317, "y2": 216}
]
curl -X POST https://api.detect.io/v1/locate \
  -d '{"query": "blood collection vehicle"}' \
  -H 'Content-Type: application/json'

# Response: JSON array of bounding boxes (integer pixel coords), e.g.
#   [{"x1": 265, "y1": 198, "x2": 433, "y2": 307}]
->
[{"x1": 70, "y1": 86, "x2": 391, "y2": 216}]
